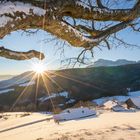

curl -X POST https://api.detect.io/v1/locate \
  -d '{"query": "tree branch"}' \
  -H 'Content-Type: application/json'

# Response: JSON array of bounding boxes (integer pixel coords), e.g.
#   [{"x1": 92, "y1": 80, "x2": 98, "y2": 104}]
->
[
  {"x1": 96, "y1": 0, "x2": 106, "y2": 9},
  {"x1": 62, "y1": 0, "x2": 140, "y2": 21},
  {"x1": 76, "y1": 25, "x2": 102, "y2": 37},
  {"x1": 0, "y1": 0, "x2": 140, "y2": 61},
  {"x1": 96, "y1": 20, "x2": 132, "y2": 39},
  {"x1": 0, "y1": 47, "x2": 44, "y2": 60}
]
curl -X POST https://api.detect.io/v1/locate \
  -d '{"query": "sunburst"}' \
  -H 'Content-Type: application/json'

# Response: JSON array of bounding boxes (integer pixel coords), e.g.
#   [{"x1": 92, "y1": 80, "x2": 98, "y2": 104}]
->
[{"x1": 32, "y1": 61, "x2": 46, "y2": 74}]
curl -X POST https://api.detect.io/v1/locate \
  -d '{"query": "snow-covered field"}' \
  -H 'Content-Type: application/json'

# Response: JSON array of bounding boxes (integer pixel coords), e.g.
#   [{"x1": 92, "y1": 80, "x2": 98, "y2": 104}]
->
[
  {"x1": 0, "y1": 111, "x2": 140, "y2": 140},
  {"x1": 0, "y1": 90, "x2": 140, "y2": 140}
]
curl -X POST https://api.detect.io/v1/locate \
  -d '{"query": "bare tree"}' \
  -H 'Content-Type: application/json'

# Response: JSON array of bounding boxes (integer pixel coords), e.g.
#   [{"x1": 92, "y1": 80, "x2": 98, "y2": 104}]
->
[{"x1": 0, "y1": 0, "x2": 140, "y2": 60}]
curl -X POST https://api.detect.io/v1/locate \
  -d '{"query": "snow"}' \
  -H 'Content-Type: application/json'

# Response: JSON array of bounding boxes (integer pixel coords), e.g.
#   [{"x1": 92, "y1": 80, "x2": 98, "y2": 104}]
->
[
  {"x1": 76, "y1": 0, "x2": 90, "y2": 9},
  {"x1": 129, "y1": 97, "x2": 140, "y2": 108},
  {"x1": 19, "y1": 81, "x2": 35, "y2": 87},
  {"x1": 128, "y1": 90, "x2": 140, "y2": 97},
  {"x1": 53, "y1": 107, "x2": 96, "y2": 121},
  {"x1": 93, "y1": 96, "x2": 129, "y2": 106},
  {"x1": 112, "y1": 105, "x2": 129, "y2": 112},
  {"x1": 0, "y1": 15, "x2": 13, "y2": 27},
  {"x1": 39, "y1": 91, "x2": 69, "y2": 102},
  {"x1": 0, "y1": 1, "x2": 46, "y2": 27},
  {"x1": 93, "y1": 90, "x2": 140, "y2": 106},
  {"x1": 0, "y1": 89, "x2": 14, "y2": 94},
  {"x1": 1, "y1": 111, "x2": 140, "y2": 140},
  {"x1": 103, "y1": 100, "x2": 118, "y2": 109},
  {"x1": 39, "y1": 94, "x2": 57, "y2": 102},
  {"x1": 58, "y1": 104, "x2": 64, "y2": 107},
  {"x1": 66, "y1": 99, "x2": 76, "y2": 104},
  {"x1": 61, "y1": 21, "x2": 96, "y2": 42},
  {"x1": 59, "y1": 91, "x2": 69, "y2": 98},
  {"x1": 93, "y1": 98, "x2": 106, "y2": 105},
  {"x1": 114, "y1": 96, "x2": 130, "y2": 102},
  {"x1": 0, "y1": 2, "x2": 46, "y2": 16}
]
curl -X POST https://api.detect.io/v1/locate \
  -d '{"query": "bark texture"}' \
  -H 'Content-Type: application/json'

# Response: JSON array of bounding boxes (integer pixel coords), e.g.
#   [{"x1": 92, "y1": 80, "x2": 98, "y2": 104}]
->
[{"x1": 0, "y1": 0, "x2": 140, "y2": 60}]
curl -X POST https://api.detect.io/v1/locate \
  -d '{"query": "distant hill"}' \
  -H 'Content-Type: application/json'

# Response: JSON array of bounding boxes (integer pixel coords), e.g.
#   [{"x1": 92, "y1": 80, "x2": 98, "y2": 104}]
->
[
  {"x1": 87, "y1": 59, "x2": 139, "y2": 67},
  {"x1": 0, "y1": 63, "x2": 140, "y2": 111},
  {"x1": 0, "y1": 75, "x2": 15, "y2": 81},
  {"x1": 0, "y1": 71, "x2": 34, "y2": 89}
]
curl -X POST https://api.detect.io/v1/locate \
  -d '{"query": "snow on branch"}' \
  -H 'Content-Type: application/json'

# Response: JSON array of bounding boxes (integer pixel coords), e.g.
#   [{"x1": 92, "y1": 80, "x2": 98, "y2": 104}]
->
[
  {"x1": 0, "y1": 46, "x2": 45, "y2": 60},
  {"x1": 0, "y1": 1, "x2": 46, "y2": 28},
  {"x1": 0, "y1": 0, "x2": 140, "y2": 61}
]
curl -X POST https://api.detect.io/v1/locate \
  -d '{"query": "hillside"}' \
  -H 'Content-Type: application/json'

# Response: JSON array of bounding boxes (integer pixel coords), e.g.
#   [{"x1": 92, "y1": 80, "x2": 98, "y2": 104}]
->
[
  {"x1": 0, "y1": 72, "x2": 33, "y2": 89},
  {"x1": 54, "y1": 63, "x2": 140, "y2": 98},
  {"x1": 0, "y1": 63, "x2": 140, "y2": 111},
  {"x1": 87, "y1": 59, "x2": 139, "y2": 67},
  {"x1": 0, "y1": 75, "x2": 14, "y2": 81}
]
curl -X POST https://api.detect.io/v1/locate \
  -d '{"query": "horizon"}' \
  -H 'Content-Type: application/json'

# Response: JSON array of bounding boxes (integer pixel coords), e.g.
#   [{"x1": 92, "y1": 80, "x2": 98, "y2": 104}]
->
[
  {"x1": 0, "y1": 57, "x2": 140, "y2": 76},
  {"x1": 0, "y1": 58, "x2": 140, "y2": 76},
  {"x1": 0, "y1": 27, "x2": 140, "y2": 75}
]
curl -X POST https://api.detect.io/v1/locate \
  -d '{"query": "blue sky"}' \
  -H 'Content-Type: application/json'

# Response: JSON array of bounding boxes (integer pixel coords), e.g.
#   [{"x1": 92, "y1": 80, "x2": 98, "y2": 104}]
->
[{"x1": 0, "y1": 28, "x2": 140, "y2": 75}]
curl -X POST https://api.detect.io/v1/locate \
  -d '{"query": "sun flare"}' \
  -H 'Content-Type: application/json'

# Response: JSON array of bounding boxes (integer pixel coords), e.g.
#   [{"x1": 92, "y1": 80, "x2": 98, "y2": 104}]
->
[{"x1": 32, "y1": 61, "x2": 46, "y2": 74}]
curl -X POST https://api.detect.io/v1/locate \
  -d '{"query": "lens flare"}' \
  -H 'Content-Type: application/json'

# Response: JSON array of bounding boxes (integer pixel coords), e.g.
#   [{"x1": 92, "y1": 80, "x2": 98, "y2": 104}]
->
[{"x1": 32, "y1": 61, "x2": 46, "y2": 74}]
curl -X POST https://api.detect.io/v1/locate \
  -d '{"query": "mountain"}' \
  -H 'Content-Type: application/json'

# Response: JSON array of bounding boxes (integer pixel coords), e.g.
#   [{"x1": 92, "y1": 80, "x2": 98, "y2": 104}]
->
[
  {"x1": 88, "y1": 59, "x2": 139, "y2": 67},
  {"x1": 0, "y1": 71, "x2": 34, "y2": 89},
  {"x1": 0, "y1": 75, "x2": 15, "y2": 81},
  {"x1": 0, "y1": 63, "x2": 140, "y2": 111}
]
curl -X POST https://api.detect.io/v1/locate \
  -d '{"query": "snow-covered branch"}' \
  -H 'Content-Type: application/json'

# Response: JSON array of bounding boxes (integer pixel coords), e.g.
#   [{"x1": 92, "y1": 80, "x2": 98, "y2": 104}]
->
[
  {"x1": 0, "y1": 0, "x2": 140, "y2": 60},
  {"x1": 0, "y1": 46, "x2": 44, "y2": 60}
]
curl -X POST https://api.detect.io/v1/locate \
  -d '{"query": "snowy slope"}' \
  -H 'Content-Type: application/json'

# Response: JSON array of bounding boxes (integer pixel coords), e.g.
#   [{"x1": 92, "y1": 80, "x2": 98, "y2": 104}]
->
[
  {"x1": 19, "y1": 81, "x2": 35, "y2": 87},
  {"x1": 0, "y1": 75, "x2": 14, "y2": 81},
  {"x1": 88, "y1": 59, "x2": 140, "y2": 67},
  {"x1": 92, "y1": 90, "x2": 140, "y2": 106},
  {"x1": 0, "y1": 89, "x2": 14, "y2": 94},
  {"x1": 88, "y1": 59, "x2": 139, "y2": 67},
  {"x1": 0, "y1": 71, "x2": 34, "y2": 89},
  {"x1": 128, "y1": 91, "x2": 140, "y2": 97},
  {"x1": 39, "y1": 91, "x2": 69, "y2": 102},
  {"x1": 1, "y1": 112, "x2": 140, "y2": 140}
]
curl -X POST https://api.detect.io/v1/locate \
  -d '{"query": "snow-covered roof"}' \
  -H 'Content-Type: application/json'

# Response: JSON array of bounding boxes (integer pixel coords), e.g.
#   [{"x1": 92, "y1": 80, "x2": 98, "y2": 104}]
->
[
  {"x1": 62, "y1": 107, "x2": 91, "y2": 113},
  {"x1": 103, "y1": 100, "x2": 118, "y2": 109},
  {"x1": 129, "y1": 97, "x2": 140, "y2": 108},
  {"x1": 92, "y1": 90, "x2": 140, "y2": 106},
  {"x1": 54, "y1": 107, "x2": 96, "y2": 121},
  {"x1": 93, "y1": 96, "x2": 130, "y2": 106},
  {"x1": 112, "y1": 105, "x2": 127, "y2": 112}
]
